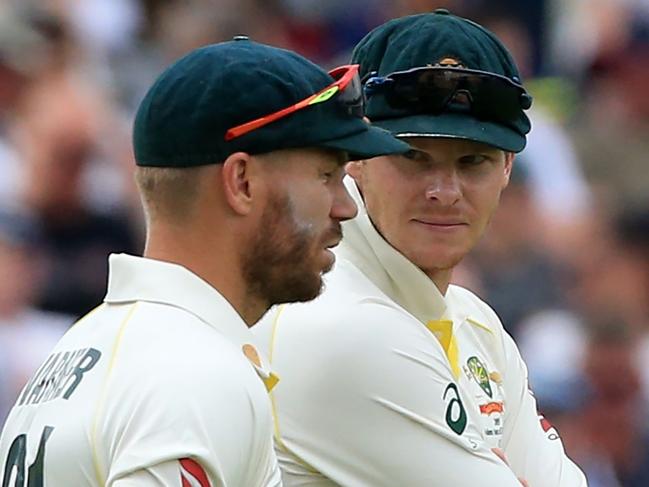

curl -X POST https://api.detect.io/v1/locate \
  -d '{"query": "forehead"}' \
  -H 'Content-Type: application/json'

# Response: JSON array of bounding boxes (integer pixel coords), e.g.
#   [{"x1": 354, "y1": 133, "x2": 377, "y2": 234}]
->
[
  {"x1": 263, "y1": 147, "x2": 348, "y2": 172},
  {"x1": 289, "y1": 147, "x2": 348, "y2": 165},
  {"x1": 401, "y1": 137, "x2": 501, "y2": 155}
]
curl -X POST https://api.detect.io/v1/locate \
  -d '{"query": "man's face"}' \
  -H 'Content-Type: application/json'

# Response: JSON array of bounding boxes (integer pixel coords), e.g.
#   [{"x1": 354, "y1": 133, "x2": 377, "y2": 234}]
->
[
  {"x1": 242, "y1": 148, "x2": 357, "y2": 305},
  {"x1": 348, "y1": 137, "x2": 513, "y2": 277}
]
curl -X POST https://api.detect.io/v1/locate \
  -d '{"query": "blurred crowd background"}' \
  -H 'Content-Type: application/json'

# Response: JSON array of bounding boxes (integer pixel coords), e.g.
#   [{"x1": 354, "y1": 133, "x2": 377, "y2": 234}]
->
[{"x1": 0, "y1": 0, "x2": 647, "y2": 485}]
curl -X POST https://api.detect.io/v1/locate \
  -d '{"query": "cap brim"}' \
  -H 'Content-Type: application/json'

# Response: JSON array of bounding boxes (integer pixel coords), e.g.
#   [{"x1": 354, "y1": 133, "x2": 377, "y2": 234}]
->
[
  {"x1": 372, "y1": 112, "x2": 526, "y2": 153},
  {"x1": 317, "y1": 125, "x2": 411, "y2": 160}
]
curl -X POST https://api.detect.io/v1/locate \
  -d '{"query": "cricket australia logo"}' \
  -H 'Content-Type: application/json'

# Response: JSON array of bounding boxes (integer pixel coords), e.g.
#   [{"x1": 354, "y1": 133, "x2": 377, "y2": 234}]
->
[{"x1": 467, "y1": 356, "x2": 492, "y2": 398}]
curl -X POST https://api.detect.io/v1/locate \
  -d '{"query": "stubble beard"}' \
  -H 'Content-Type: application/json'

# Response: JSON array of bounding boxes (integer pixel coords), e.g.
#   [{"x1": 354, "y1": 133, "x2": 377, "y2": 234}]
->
[{"x1": 241, "y1": 190, "x2": 338, "y2": 307}]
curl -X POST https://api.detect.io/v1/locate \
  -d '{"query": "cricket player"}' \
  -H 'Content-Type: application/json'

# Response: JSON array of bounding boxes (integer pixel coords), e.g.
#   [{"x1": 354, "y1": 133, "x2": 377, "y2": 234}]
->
[
  {"x1": 0, "y1": 39, "x2": 408, "y2": 486},
  {"x1": 254, "y1": 11, "x2": 588, "y2": 487}
]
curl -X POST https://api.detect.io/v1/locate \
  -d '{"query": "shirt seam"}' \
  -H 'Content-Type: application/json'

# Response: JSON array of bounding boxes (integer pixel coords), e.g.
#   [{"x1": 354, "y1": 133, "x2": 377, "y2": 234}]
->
[
  {"x1": 90, "y1": 302, "x2": 139, "y2": 486},
  {"x1": 268, "y1": 306, "x2": 319, "y2": 474}
]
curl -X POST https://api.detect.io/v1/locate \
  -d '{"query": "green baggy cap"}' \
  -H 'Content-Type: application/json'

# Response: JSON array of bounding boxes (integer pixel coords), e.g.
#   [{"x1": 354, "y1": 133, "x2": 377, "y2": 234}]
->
[
  {"x1": 352, "y1": 10, "x2": 531, "y2": 152},
  {"x1": 133, "y1": 38, "x2": 409, "y2": 167}
]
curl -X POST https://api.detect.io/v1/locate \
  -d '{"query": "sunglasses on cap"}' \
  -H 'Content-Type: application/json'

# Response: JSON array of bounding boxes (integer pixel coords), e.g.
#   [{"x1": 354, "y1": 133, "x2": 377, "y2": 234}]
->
[
  {"x1": 225, "y1": 64, "x2": 364, "y2": 141},
  {"x1": 364, "y1": 66, "x2": 532, "y2": 126}
]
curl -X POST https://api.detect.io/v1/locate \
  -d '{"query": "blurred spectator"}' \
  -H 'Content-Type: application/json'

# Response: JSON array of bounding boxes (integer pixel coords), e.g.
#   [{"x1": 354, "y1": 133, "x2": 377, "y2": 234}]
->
[
  {"x1": 579, "y1": 318, "x2": 649, "y2": 486},
  {"x1": 616, "y1": 208, "x2": 649, "y2": 414},
  {"x1": 548, "y1": 0, "x2": 624, "y2": 79},
  {"x1": 17, "y1": 103, "x2": 140, "y2": 317},
  {"x1": 66, "y1": 0, "x2": 143, "y2": 58},
  {"x1": 570, "y1": 208, "x2": 649, "y2": 332},
  {"x1": 556, "y1": 0, "x2": 649, "y2": 209},
  {"x1": 570, "y1": 61, "x2": 649, "y2": 208},
  {"x1": 4, "y1": 7, "x2": 142, "y2": 317},
  {"x1": 517, "y1": 309, "x2": 587, "y2": 412},
  {"x1": 615, "y1": 207, "x2": 649, "y2": 309},
  {"x1": 0, "y1": 211, "x2": 70, "y2": 423},
  {"x1": 0, "y1": 6, "x2": 48, "y2": 212},
  {"x1": 279, "y1": 0, "x2": 388, "y2": 65},
  {"x1": 519, "y1": 107, "x2": 593, "y2": 233},
  {"x1": 521, "y1": 312, "x2": 649, "y2": 487},
  {"x1": 467, "y1": 164, "x2": 571, "y2": 337}
]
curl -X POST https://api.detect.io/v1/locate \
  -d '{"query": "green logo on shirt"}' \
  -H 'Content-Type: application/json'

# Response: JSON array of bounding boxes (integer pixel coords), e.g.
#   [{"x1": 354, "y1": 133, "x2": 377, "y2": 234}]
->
[
  {"x1": 443, "y1": 383, "x2": 467, "y2": 435},
  {"x1": 467, "y1": 356, "x2": 492, "y2": 398}
]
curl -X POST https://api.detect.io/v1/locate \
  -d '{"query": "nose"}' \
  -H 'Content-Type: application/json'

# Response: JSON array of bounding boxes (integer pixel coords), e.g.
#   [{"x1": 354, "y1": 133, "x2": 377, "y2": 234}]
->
[
  {"x1": 424, "y1": 168, "x2": 461, "y2": 206},
  {"x1": 331, "y1": 183, "x2": 358, "y2": 222}
]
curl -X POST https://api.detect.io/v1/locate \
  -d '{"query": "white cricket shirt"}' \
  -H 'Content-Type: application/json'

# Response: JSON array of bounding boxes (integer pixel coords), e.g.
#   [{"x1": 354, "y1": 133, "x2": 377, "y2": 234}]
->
[
  {"x1": 0, "y1": 254, "x2": 281, "y2": 486},
  {"x1": 254, "y1": 178, "x2": 587, "y2": 487}
]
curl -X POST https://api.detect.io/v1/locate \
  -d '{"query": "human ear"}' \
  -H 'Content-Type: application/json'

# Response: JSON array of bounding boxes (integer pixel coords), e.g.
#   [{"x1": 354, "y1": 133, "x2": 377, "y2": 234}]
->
[
  {"x1": 345, "y1": 160, "x2": 365, "y2": 181},
  {"x1": 221, "y1": 152, "x2": 254, "y2": 216}
]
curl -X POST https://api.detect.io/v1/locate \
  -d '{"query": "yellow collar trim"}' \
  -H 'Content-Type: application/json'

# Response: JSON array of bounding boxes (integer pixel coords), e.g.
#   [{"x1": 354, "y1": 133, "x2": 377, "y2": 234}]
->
[{"x1": 426, "y1": 320, "x2": 461, "y2": 379}]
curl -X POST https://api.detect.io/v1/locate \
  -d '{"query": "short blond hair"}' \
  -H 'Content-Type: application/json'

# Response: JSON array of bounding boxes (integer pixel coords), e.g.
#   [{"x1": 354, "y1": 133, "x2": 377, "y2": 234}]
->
[{"x1": 134, "y1": 166, "x2": 210, "y2": 224}]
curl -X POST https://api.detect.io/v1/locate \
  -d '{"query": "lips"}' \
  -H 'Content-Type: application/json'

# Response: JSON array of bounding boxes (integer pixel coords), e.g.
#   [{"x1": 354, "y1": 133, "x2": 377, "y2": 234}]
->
[
  {"x1": 322, "y1": 224, "x2": 343, "y2": 249},
  {"x1": 413, "y1": 218, "x2": 467, "y2": 226}
]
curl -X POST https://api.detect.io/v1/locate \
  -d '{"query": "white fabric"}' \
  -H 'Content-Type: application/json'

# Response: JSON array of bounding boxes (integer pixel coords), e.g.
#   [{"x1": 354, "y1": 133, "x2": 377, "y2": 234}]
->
[
  {"x1": 0, "y1": 254, "x2": 281, "y2": 486},
  {"x1": 254, "y1": 177, "x2": 587, "y2": 487}
]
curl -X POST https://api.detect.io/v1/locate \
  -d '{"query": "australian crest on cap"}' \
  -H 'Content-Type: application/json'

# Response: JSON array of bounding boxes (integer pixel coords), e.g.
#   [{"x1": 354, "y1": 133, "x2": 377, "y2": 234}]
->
[{"x1": 433, "y1": 57, "x2": 465, "y2": 68}]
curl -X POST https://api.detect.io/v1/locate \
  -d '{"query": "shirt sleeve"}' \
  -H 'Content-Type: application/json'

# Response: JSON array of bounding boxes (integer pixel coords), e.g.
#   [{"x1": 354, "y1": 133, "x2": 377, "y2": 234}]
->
[
  {"x1": 97, "y1": 331, "x2": 280, "y2": 487},
  {"x1": 499, "y1": 329, "x2": 588, "y2": 486},
  {"x1": 110, "y1": 458, "x2": 212, "y2": 486},
  {"x1": 269, "y1": 303, "x2": 523, "y2": 487}
]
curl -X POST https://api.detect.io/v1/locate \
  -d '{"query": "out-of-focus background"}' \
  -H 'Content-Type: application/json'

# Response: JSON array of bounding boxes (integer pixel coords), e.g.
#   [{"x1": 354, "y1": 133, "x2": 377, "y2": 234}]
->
[{"x1": 0, "y1": 0, "x2": 647, "y2": 484}]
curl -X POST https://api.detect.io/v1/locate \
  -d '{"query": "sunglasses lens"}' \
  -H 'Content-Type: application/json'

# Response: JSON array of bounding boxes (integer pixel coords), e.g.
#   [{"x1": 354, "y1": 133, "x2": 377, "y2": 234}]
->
[
  {"x1": 469, "y1": 76, "x2": 522, "y2": 121},
  {"x1": 336, "y1": 72, "x2": 359, "y2": 102},
  {"x1": 377, "y1": 68, "x2": 528, "y2": 125},
  {"x1": 336, "y1": 71, "x2": 365, "y2": 118},
  {"x1": 325, "y1": 66, "x2": 365, "y2": 118}
]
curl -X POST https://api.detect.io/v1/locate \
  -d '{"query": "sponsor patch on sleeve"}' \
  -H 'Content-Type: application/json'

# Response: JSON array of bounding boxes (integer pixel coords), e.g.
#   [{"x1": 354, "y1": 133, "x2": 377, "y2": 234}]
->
[{"x1": 180, "y1": 458, "x2": 211, "y2": 487}]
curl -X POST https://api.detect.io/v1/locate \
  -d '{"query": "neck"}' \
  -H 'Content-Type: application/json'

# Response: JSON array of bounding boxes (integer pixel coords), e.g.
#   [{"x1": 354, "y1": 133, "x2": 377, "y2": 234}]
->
[
  {"x1": 144, "y1": 225, "x2": 268, "y2": 327},
  {"x1": 425, "y1": 268, "x2": 453, "y2": 295}
]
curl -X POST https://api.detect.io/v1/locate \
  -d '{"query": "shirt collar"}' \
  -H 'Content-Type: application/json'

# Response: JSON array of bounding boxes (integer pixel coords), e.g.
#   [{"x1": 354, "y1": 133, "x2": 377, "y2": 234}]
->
[
  {"x1": 336, "y1": 177, "x2": 448, "y2": 322},
  {"x1": 104, "y1": 254, "x2": 277, "y2": 390}
]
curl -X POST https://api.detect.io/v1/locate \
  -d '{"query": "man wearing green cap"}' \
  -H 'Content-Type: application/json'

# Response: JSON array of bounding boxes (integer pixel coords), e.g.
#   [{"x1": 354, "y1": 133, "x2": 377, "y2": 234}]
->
[
  {"x1": 0, "y1": 39, "x2": 408, "y2": 486},
  {"x1": 254, "y1": 11, "x2": 587, "y2": 487}
]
